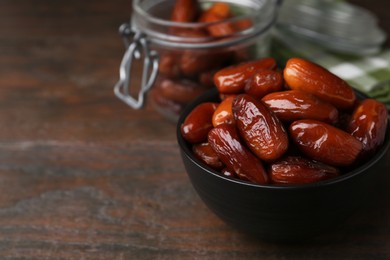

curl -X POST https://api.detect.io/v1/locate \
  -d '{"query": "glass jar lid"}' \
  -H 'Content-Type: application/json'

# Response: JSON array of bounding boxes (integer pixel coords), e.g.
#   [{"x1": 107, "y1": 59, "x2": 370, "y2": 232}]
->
[{"x1": 276, "y1": 0, "x2": 386, "y2": 55}]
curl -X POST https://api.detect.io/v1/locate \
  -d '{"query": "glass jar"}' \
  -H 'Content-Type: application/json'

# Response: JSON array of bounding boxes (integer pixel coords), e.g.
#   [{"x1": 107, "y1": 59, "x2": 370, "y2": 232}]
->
[{"x1": 114, "y1": 0, "x2": 281, "y2": 122}]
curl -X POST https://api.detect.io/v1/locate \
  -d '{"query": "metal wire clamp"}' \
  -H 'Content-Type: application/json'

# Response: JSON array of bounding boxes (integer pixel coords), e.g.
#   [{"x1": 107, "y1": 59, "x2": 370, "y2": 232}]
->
[{"x1": 114, "y1": 23, "x2": 159, "y2": 109}]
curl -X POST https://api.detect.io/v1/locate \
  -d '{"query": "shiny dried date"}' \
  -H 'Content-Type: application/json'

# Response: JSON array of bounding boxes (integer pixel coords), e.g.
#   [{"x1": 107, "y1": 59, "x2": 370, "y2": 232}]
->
[
  {"x1": 270, "y1": 156, "x2": 339, "y2": 185},
  {"x1": 348, "y1": 98, "x2": 388, "y2": 157},
  {"x1": 262, "y1": 90, "x2": 339, "y2": 124},
  {"x1": 289, "y1": 120, "x2": 363, "y2": 166},
  {"x1": 233, "y1": 94, "x2": 289, "y2": 162},
  {"x1": 181, "y1": 102, "x2": 218, "y2": 144},
  {"x1": 212, "y1": 95, "x2": 236, "y2": 127},
  {"x1": 214, "y1": 57, "x2": 277, "y2": 94},
  {"x1": 192, "y1": 142, "x2": 224, "y2": 170},
  {"x1": 208, "y1": 124, "x2": 269, "y2": 184},
  {"x1": 244, "y1": 69, "x2": 284, "y2": 99},
  {"x1": 220, "y1": 167, "x2": 237, "y2": 178},
  {"x1": 284, "y1": 58, "x2": 356, "y2": 110}
]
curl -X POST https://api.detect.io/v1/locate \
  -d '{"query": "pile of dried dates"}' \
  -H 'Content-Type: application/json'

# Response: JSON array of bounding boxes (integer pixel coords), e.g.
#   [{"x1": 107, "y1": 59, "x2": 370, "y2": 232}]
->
[
  {"x1": 181, "y1": 57, "x2": 388, "y2": 185},
  {"x1": 150, "y1": 0, "x2": 253, "y2": 118}
]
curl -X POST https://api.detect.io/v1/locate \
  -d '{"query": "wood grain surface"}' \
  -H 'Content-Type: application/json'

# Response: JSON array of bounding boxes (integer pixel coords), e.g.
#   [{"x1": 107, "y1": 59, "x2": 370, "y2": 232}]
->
[{"x1": 0, "y1": 0, "x2": 389, "y2": 259}]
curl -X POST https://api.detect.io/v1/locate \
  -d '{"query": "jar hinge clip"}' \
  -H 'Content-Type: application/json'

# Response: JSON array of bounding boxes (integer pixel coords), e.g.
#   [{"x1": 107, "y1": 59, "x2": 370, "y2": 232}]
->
[{"x1": 114, "y1": 22, "x2": 159, "y2": 109}]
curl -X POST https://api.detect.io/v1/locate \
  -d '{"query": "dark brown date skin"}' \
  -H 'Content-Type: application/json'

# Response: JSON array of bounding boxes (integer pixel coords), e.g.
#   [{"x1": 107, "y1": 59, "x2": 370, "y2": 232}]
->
[
  {"x1": 233, "y1": 94, "x2": 289, "y2": 162},
  {"x1": 219, "y1": 93, "x2": 237, "y2": 101},
  {"x1": 289, "y1": 120, "x2": 363, "y2": 166},
  {"x1": 171, "y1": 0, "x2": 200, "y2": 23},
  {"x1": 270, "y1": 156, "x2": 339, "y2": 185},
  {"x1": 159, "y1": 28, "x2": 208, "y2": 77},
  {"x1": 348, "y1": 98, "x2": 388, "y2": 157},
  {"x1": 212, "y1": 95, "x2": 236, "y2": 127},
  {"x1": 199, "y1": 70, "x2": 218, "y2": 88},
  {"x1": 244, "y1": 69, "x2": 284, "y2": 99},
  {"x1": 198, "y1": 3, "x2": 235, "y2": 37},
  {"x1": 154, "y1": 76, "x2": 209, "y2": 104},
  {"x1": 214, "y1": 57, "x2": 277, "y2": 94},
  {"x1": 158, "y1": 52, "x2": 180, "y2": 78},
  {"x1": 179, "y1": 50, "x2": 228, "y2": 77},
  {"x1": 208, "y1": 124, "x2": 269, "y2": 184},
  {"x1": 221, "y1": 167, "x2": 237, "y2": 178},
  {"x1": 150, "y1": 87, "x2": 184, "y2": 116},
  {"x1": 204, "y1": 18, "x2": 235, "y2": 38},
  {"x1": 262, "y1": 90, "x2": 339, "y2": 124},
  {"x1": 284, "y1": 58, "x2": 356, "y2": 110},
  {"x1": 181, "y1": 102, "x2": 219, "y2": 144},
  {"x1": 170, "y1": 29, "x2": 228, "y2": 77},
  {"x1": 192, "y1": 142, "x2": 224, "y2": 170}
]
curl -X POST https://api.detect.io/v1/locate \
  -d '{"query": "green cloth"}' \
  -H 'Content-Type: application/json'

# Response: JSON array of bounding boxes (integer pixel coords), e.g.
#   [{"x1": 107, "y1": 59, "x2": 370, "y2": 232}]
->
[{"x1": 271, "y1": 36, "x2": 390, "y2": 108}]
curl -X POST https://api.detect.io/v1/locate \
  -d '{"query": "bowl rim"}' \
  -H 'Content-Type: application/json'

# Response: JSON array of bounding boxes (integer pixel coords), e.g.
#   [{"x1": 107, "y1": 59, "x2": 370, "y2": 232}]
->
[{"x1": 177, "y1": 88, "x2": 390, "y2": 190}]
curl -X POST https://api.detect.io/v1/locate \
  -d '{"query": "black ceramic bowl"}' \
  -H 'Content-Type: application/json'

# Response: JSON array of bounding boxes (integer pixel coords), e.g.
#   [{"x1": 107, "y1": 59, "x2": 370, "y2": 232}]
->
[{"x1": 177, "y1": 89, "x2": 390, "y2": 241}]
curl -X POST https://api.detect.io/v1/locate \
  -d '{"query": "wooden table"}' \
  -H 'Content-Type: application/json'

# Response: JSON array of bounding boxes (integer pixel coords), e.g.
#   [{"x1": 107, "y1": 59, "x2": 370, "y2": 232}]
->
[{"x1": 0, "y1": 0, "x2": 389, "y2": 259}]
